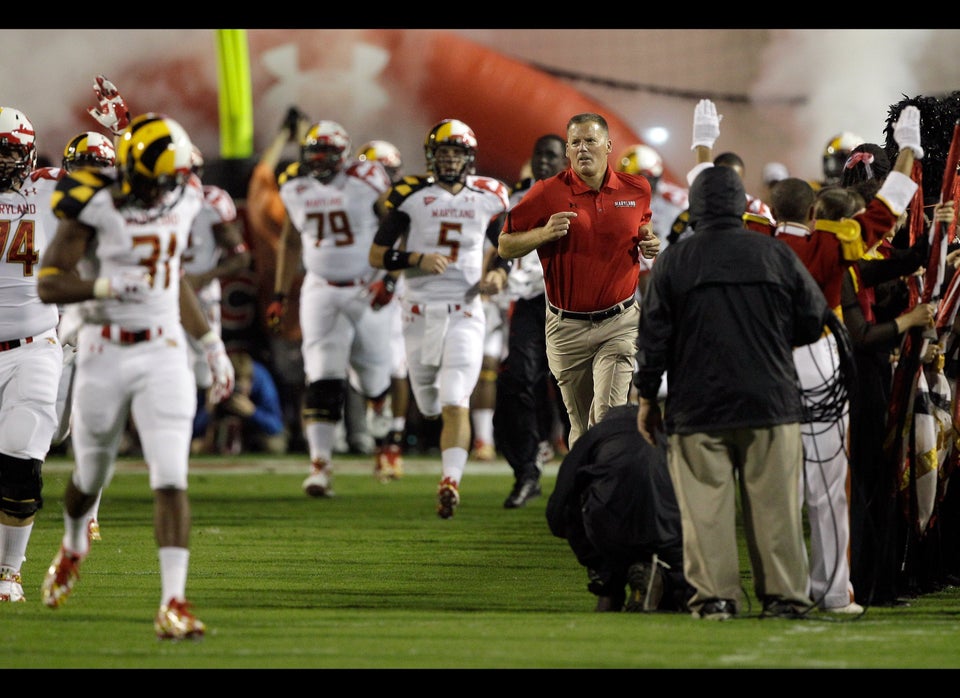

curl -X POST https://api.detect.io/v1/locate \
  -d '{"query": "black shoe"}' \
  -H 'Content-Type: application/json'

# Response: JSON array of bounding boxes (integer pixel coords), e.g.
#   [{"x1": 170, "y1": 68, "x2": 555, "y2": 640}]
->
[
  {"x1": 594, "y1": 594, "x2": 624, "y2": 612},
  {"x1": 624, "y1": 558, "x2": 665, "y2": 612},
  {"x1": 503, "y1": 477, "x2": 542, "y2": 509},
  {"x1": 693, "y1": 599, "x2": 737, "y2": 620},
  {"x1": 761, "y1": 598, "x2": 805, "y2": 619}
]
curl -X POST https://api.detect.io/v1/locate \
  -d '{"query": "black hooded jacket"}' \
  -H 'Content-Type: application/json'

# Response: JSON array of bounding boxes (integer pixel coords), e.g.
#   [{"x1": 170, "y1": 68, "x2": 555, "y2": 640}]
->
[{"x1": 635, "y1": 165, "x2": 829, "y2": 433}]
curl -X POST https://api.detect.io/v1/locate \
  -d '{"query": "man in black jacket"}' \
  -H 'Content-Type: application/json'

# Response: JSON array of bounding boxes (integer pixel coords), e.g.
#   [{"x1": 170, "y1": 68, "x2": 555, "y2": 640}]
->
[
  {"x1": 635, "y1": 165, "x2": 829, "y2": 621},
  {"x1": 546, "y1": 404, "x2": 694, "y2": 612}
]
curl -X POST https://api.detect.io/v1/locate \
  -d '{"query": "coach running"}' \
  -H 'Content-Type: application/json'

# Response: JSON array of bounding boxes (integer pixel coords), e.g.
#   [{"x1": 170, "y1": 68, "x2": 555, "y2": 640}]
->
[{"x1": 498, "y1": 113, "x2": 659, "y2": 446}]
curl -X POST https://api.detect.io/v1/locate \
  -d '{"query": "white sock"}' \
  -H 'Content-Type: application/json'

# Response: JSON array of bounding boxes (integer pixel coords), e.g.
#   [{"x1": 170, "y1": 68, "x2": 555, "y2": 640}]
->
[
  {"x1": 472, "y1": 408, "x2": 494, "y2": 445},
  {"x1": 304, "y1": 421, "x2": 336, "y2": 464},
  {"x1": 0, "y1": 522, "x2": 32, "y2": 570},
  {"x1": 63, "y1": 511, "x2": 90, "y2": 557},
  {"x1": 158, "y1": 547, "x2": 190, "y2": 605},
  {"x1": 89, "y1": 490, "x2": 103, "y2": 521},
  {"x1": 441, "y1": 447, "x2": 468, "y2": 484}
]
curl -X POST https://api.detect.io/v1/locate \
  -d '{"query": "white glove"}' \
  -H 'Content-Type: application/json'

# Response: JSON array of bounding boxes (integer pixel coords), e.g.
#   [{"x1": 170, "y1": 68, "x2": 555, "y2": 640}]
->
[
  {"x1": 894, "y1": 105, "x2": 924, "y2": 160},
  {"x1": 691, "y1": 98, "x2": 722, "y2": 150},
  {"x1": 93, "y1": 271, "x2": 152, "y2": 301},
  {"x1": 201, "y1": 331, "x2": 235, "y2": 404},
  {"x1": 87, "y1": 74, "x2": 130, "y2": 136}
]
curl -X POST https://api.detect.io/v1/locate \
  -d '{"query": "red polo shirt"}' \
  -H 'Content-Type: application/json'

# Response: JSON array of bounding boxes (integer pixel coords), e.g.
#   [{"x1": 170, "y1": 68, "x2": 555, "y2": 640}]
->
[{"x1": 504, "y1": 167, "x2": 652, "y2": 312}]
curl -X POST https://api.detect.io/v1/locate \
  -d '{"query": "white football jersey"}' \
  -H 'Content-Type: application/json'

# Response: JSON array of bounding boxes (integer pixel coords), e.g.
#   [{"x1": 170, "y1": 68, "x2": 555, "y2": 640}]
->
[
  {"x1": 504, "y1": 181, "x2": 546, "y2": 302},
  {"x1": 391, "y1": 174, "x2": 510, "y2": 304},
  {"x1": 182, "y1": 180, "x2": 238, "y2": 279},
  {"x1": 0, "y1": 167, "x2": 62, "y2": 339},
  {"x1": 279, "y1": 159, "x2": 390, "y2": 283},
  {"x1": 52, "y1": 173, "x2": 203, "y2": 329}
]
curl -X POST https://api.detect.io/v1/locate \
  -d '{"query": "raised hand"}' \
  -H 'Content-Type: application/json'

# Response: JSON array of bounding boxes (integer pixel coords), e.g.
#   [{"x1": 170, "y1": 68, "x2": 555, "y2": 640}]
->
[
  {"x1": 691, "y1": 98, "x2": 722, "y2": 150},
  {"x1": 893, "y1": 105, "x2": 924, "y2": 160},
  {"x1": 88, "y1": 75, "x2": 131, "y2": 136}
]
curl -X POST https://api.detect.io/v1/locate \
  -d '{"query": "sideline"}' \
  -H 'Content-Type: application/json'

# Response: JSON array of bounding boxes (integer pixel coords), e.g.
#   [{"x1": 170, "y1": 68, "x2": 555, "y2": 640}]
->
[{"x1": 43, "y1": 453, "x2": 563, "y2": 477}]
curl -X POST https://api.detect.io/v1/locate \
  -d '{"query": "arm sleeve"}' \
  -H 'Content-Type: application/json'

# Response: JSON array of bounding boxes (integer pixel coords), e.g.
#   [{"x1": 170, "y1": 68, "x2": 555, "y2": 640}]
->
[
  {"x1": 373, "y1": 209, "x2": 411, "y2": 247},
  {"x1": 634, "y1": 269, "x2": 670, "y2": 398},
  {"x1": 841, "y1": 267, "x2": 901, "y2": 350}
]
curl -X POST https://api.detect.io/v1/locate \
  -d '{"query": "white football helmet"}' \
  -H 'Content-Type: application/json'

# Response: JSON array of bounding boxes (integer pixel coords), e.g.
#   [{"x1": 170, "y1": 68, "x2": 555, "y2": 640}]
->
[
  {"x1": 301, "y1": 120, "x2": 351, "y2": 181},
  {"x1": 62, "y1": 131, "x2": 116, "y2": 172},
  {"x1": 356, "y1": 140, "x2": 402, "y2": 182},
  {"x1": 424, "y1": 119, "x2": 476, "y2": 185},
  {"x1": 617, "y1": 144, "x2": 664, "y2": 182},
  {"x1": 0, "y1": 107, "x2": 37, "y2": 190}
]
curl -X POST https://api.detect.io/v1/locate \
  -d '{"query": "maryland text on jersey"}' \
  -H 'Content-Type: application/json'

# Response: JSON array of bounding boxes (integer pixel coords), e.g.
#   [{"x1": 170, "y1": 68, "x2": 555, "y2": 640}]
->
[{"x1": 0, "y1": 200, "x2": 37, "y2": 217}]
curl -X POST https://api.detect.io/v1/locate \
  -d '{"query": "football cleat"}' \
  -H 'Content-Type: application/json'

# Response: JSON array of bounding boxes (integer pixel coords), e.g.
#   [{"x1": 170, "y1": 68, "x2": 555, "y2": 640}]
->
[
  {"x1": 0, "y1": 568, "x2": 25, "y2": 602},
  {"x1": 436, "y1": 477, "x2": 460, "y2": 519},
  {"x1": 88, "y1": 518, "x2": 101, "y2": 541},
  {"x1": 471, "y1": 439, "x2": 496, "y2": 462},
  {"x1": 41, "y1": 546, "x2": 83, "y2": 609},
  {"x1": 374, "y1": 444, "x2": 404, "y2": 483},
  {"x1": 155, "y1": 598, "x2": 206, "y2": 640},
  {"x1": 302, "y1": 459, "x2": 335, "y2": 498}
]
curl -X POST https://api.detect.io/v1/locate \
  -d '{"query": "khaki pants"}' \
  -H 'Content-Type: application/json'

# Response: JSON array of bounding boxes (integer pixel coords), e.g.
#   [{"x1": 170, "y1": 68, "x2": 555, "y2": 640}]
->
[
  {"x1": 545, "y1": 303, "x2": 638, "y2": 447},
  {"x1": 668, "y1": 424, "x2": 810, "y2": 612}
]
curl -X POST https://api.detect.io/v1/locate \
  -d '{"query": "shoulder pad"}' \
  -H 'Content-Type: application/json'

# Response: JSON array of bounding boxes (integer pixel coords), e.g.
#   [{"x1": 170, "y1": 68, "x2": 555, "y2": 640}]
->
[
  {"x1": 51, "y1": 169, "x2": 114, "y2": 220},
  {"x1": 384, "y1": 175, "x2": 434, "y2": 210},
  {"x1": 28, "y1": 166, "x2": 64, "y2": 183},
  {"x1": 202, "y1": 184, "x2": 238, "y2": 221}
]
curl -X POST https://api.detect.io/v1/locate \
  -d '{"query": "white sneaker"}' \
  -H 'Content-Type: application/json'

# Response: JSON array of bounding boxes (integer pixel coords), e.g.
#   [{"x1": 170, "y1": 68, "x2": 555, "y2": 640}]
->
[
  {"x1": 302, "y1": 460, "x2": 335, "y2": 498},
  {"x1": 0, "y1": 568, "x2": 24, "y2": 602},
  {"x1": 825, "y1": 602, "x2": 864, "y2": 615}
]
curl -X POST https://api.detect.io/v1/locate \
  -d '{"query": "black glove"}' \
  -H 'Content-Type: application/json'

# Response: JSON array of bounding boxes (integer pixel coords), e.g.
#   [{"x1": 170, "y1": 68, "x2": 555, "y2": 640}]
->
[{"x1": 283, "y1": 106, "x2": 306, "y2": 139}]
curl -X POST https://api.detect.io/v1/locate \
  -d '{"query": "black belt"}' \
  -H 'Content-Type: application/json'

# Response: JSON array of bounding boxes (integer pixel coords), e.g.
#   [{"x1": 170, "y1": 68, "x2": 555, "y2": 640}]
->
[
  {"x1": 547, "y1": 297, "x2": 635, "y2": 322},
  {"x1": 0, "y1": 336, "x2": 34, "y2": 352}
]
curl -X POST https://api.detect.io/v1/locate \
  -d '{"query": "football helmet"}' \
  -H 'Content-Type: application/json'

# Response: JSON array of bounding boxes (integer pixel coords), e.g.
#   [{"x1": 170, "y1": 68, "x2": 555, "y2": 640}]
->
[
  {"x1": 823, "y1": 131, "x2": 864, "y2": 184},
  {"x1": 356, "y1": 140, "x2": 402, "y2": 182},
  {"x1": 0, "y1": 107, "x2": 37, "y2": 190},
  {"x1": 617, "y1": 144, "x2": 663, "y2": 183},
  {"x1": 115, "y1": 113, "x2": 193, "y2": 208},
  {"x1": 300, "y1": 120, "x2": 351, "y2": 181},
  {"x1": 62, "y1": 131, "x2": 116, "y2": 172},
  {"x1": 424, "y1": 119, "x2": 476, "y2": 185}
]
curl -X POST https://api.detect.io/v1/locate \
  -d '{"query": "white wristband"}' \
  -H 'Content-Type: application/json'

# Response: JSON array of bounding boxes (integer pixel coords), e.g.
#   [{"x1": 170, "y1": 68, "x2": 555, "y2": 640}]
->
[{"x1": 93, "y1": 277, "x2": 112, "y2": 299}]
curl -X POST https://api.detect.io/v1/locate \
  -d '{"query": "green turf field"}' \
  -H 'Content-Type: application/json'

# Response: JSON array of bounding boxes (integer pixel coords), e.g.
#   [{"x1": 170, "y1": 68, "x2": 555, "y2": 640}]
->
[{"x1": 5, "y1": 452, "x2": 960, "y2": 669}]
